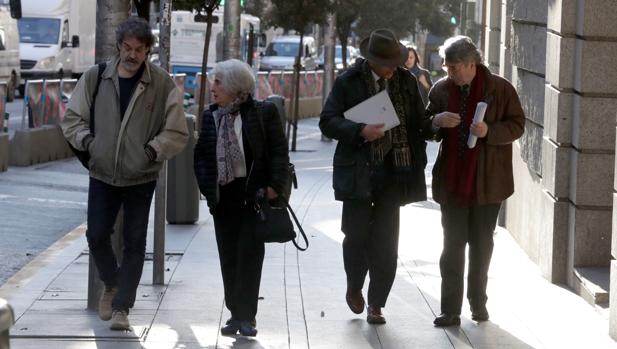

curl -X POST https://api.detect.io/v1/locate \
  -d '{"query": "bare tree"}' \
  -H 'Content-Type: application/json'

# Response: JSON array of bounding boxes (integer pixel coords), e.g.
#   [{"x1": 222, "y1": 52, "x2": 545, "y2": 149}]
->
[
  {"x1": 223, "y1": 0, "x2": 241, "y2": 59},
  {"x1": 265, "y1": 0, "x2": 331, "y2": 151},
  {"x1": 96, "y1": 1, "x2": 130, "y2": 63}
]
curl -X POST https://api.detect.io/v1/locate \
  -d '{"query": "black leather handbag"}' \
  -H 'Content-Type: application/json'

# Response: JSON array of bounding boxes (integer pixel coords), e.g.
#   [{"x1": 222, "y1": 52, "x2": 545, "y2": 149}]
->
[
  {"x1": 66, "y1": 62, "x2": 106, "y2": 169},
  {"x1": 254, "y1": 195, "x2": 308, "y2": 251}
]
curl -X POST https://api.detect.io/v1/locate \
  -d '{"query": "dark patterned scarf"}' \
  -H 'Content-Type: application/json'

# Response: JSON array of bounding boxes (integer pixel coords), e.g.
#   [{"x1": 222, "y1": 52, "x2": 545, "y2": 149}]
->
[
  {"x1": 214, "y1": 97, "x2": 245, "y2": 185},
  {"x1": 443, "y1": 71, "x2": 485, "y2": 207},
  {"x1": 360, "y1": 61, "x2": 412, "y2": 169}
]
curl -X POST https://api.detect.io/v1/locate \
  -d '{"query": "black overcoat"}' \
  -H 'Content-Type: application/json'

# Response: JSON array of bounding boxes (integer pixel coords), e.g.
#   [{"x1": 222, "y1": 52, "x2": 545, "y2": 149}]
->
[
  {"x1": 194, "y1": 96, "x2": 289, "y2": 210},
  {"x1": 319, "y1": 58, "x2": 432, "y2": 205}
]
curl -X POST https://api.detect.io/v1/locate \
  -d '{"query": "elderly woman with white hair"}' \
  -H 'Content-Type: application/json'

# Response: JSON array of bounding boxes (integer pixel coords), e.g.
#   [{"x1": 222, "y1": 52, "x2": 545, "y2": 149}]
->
[{"x1": 193, "y1": 59, "x2": 289, "y2": 337}]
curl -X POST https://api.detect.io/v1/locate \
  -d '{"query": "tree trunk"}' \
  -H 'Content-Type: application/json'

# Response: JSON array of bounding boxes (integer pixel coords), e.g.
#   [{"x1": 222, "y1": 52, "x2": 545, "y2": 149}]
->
[
  {"x1": 158, "y1": 0, "x2": 171, "y2": 71},
  {"x1": 290, "y1": 32, "x2": 303, "y2": 152},
  {"x1": 133, "y1": 0, "x2": 151, "y2": 22},
  {"x1": 96, "y1": 0, "x2": 130, "y2": 63},
  {"x1": 197, "y1": 2, "x2": 222, "y2": 123},
  {"x1": 321, "y1": 12, "x2": 336, "y2": 142},
  {"x1": 223, "y1": 0, "x2": 241, "y2": 60}
]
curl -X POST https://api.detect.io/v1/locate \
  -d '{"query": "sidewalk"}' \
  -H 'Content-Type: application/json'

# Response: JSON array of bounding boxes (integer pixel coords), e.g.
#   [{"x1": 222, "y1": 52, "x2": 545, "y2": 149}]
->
[{"x1": 1, "y1": 117, "x2": 616, "y2": 348}]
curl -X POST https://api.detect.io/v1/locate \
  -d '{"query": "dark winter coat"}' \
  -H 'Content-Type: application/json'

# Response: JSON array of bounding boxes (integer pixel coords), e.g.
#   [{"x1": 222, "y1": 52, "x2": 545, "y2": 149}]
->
[
  {"x1": 193, "y1": 96, "x2": 289, "y2": 210},
  {"x1": 319, "y1": 58, "x2": 432, "y2": 205}
]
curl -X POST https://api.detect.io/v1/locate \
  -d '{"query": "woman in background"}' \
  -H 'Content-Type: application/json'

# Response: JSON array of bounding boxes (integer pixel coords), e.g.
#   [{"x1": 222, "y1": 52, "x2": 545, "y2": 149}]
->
[{"x1": 405, "y1": 46, "x2": 433, "y2": 106}]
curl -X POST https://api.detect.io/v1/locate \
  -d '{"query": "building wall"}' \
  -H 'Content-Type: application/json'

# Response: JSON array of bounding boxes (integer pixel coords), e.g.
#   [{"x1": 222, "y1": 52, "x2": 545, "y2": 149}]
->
[
  {"x1": 482, "y1": 0, "x2": 617, "y2": 339},
  {"x1": 486, "y1": 0, "x2": 616, "y2": 281}
]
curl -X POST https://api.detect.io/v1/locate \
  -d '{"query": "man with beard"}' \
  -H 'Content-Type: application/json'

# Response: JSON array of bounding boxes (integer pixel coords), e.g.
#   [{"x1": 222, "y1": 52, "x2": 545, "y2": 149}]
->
[{"x1": 61, "y1": 17, "x2": 188, "y2": 331}]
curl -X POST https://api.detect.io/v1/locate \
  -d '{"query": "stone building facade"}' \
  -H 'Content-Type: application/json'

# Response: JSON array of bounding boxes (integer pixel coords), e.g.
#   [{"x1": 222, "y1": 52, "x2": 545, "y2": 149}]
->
[{"x1": 477, "y1": 0, "x2": 617, "y2": 339}]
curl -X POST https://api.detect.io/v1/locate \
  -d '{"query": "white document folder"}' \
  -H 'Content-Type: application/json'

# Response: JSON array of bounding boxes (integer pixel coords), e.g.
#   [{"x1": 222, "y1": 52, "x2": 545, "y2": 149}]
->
[{"x1": 343, "y1": 90, "x2": 400, "y2": 131}]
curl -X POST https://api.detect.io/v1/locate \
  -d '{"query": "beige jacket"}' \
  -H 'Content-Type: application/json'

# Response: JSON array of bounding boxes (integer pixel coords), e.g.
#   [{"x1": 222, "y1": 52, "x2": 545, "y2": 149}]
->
[{"x1": 61, "y1": 56, "x2": 189, "y2": 186}]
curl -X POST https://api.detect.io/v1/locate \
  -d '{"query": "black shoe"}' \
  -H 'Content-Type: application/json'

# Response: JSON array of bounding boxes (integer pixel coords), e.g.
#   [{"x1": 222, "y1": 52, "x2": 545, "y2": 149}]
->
[
  {"x1": 238, "y1": 320, "x2": 257, "y2": 337},
  {"x1": 433, "y1": 313, "x2": 461, "y2": 327},
  {"x1": 471, "y1": 308, "x2": 489, "y2": 322},
  {"x1": 226, "y1": 317, "x2": 256, "y2": 327},
  {"x1": 221, "y1": 319, "x2": 239, "y2": 336}
]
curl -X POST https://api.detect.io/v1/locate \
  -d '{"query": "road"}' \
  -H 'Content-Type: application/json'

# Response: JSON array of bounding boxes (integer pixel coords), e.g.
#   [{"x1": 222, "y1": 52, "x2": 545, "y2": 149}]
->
[{"x1": 1, "y1": 99, "x2": 89, "y2": 285}]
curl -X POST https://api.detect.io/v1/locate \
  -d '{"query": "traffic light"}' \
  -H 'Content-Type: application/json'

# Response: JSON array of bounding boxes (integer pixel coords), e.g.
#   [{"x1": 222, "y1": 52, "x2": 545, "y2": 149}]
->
[
  {"x1": 450, "y1": 16, "x2": 457, "y2": 25},
  {"x1": 219, "y1": 0, "x2": 245, "y2": 6}
]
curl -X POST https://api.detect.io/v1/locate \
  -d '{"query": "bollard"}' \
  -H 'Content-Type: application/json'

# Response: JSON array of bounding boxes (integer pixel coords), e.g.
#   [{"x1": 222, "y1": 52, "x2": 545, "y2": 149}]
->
[
  {"x1": 167, "y1": 115, "x2": 199, "y2": 224},
  {"x1": 0, "y1": 298, "x2": 14, "y2": 349}
]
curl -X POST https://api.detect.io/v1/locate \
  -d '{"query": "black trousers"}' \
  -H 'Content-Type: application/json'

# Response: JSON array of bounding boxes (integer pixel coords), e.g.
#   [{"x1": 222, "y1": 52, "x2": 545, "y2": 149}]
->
[
  {"x1": 86, "y1": 177, "x2": 157, "y2": 312},
  {"x1": 439, "y1": 202, "x2": 501, "y2": 315},
  {"x1": 341, "y1": 182, "x2": 400, "y2": 308},
  {"x1": 212, "y1": 178, "x2": 265, "y2": 322}
]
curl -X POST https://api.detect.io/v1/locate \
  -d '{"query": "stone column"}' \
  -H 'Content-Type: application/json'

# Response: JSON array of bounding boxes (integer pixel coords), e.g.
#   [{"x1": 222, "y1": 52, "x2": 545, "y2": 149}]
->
[
  {"x1": 498, "y1": 0, "x2": 513, "y2": 80},
  {"x1": 484, "y1": 0, "x2": 501, "y2": 73},
  {"x1": 503, "y1": 0, "x2": 548, "y2": 267},
  {"x1": 548, "y1": 0, "x2": 615, "y2": 300}
]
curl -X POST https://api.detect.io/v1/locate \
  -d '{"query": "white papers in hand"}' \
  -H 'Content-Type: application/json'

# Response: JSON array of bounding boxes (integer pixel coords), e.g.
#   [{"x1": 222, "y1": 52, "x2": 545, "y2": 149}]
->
[
  {"x1": 343, "y1": 90, "x2": 400, "y2": 131},
  {"x1": 467, "y1": 102, "x2": 488, "y2": 149}
]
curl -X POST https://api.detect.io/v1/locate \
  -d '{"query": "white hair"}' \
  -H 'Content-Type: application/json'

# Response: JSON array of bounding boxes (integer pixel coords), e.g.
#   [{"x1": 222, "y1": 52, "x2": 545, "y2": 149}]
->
[
  {"x1": 439, "y1": 35, "x2": 482, "y2": 64},
  {"x1": 212, "y1": 59, "x2": 255, "y2": 97}
]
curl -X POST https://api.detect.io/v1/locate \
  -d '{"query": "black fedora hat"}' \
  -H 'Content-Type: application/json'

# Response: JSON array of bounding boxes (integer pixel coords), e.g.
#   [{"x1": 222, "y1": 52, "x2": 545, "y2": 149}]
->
[{"x1": 359, "y1": 29, "x2": 408, "y2": 67}]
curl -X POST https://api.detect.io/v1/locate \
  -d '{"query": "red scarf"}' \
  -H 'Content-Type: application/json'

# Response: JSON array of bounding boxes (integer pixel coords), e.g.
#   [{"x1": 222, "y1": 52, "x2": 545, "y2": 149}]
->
[{"x1": 443, "y1": 72, "x2": 485, "y2": 207}]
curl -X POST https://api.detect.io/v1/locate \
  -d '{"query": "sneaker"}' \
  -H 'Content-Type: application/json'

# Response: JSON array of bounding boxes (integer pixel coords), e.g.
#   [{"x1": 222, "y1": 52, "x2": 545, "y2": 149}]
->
[
  {"x1": 98, "y1": 287, "x2": 117, "y2": 321},
  {"x1": 110, "y1": 310, "x2": 131, "y2": 331}
]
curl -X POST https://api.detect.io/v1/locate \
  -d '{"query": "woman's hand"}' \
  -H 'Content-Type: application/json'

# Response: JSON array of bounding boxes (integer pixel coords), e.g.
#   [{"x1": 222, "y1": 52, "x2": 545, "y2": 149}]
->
[{"x1": 266, "y1": 186, "x2": 279, "y2": 200}]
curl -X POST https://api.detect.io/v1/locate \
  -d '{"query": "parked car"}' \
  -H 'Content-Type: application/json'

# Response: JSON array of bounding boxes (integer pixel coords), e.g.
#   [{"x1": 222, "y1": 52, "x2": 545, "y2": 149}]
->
[
  {"x1": 259, "y1": 35, "x2": 317, "y2": 71},
  {"x1": 316, "y1": 45, "x2": 357, "y2": 70}
]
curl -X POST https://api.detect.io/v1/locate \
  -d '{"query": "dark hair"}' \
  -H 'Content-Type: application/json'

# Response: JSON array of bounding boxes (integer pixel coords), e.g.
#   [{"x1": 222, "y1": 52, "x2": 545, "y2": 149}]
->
[
  {"x1": 406, "y1": 46, "x2": 421, "y2": 66},
  {"x1": 115, "y1": 17, "x2": 155, "y2": 50}
]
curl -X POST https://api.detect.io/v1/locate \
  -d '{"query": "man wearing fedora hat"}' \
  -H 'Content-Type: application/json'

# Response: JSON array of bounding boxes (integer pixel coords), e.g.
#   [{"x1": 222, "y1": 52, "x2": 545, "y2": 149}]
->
[{"x1": 320, "y1": 29, "x2": 431, "y2": 324}]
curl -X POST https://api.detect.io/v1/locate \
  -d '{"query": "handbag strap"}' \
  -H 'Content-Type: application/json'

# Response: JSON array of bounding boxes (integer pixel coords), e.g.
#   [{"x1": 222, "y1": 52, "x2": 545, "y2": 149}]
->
[
  {"x1": 89, "y1": 62, "x2": 107, "y2": 135},
  {"x1": 256, "y1": 101, "x2": 308, "y2": 251},
  {"x1": 287, "y1": 202, "x2": 308, "y2": 251}
]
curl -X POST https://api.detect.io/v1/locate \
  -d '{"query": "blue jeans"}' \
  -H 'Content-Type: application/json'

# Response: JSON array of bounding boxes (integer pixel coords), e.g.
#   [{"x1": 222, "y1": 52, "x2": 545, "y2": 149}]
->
[{"x1": 86, "y1": 177, "x2": 156, "y2": 312}]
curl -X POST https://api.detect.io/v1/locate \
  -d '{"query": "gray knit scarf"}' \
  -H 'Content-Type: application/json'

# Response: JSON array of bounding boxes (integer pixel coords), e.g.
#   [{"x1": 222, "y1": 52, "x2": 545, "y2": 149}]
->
[
  {"x1": 214, "y1": 97, "x2": 246, "y2": 185},
  {"x1": 361, "y1": 61, "x2": 412, "y2": 168}
]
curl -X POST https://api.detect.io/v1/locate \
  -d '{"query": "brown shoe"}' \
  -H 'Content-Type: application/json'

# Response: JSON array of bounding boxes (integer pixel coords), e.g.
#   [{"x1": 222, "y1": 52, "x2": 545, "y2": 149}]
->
[
  {"x1": 366, "y1": 305, "x2": 386, "y2": 324},
  {"x1": 345, "y1": 289, "x2": 365, "y2": 314},
  {"x1": 98, "y1": 287, "x2": 117, "y2": 321}
]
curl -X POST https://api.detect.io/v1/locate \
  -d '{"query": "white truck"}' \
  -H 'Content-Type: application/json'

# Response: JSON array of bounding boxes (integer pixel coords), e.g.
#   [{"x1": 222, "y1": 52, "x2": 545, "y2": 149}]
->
[
  {"x1": 170, "y1": 10, "x2": 262, "y2": 93},
  {"x1": 17, "y1": 0, "x2": 95, "y2": 93},
  {"x1": 0, "y1": 0, "x2": 20, "y2": 100}
]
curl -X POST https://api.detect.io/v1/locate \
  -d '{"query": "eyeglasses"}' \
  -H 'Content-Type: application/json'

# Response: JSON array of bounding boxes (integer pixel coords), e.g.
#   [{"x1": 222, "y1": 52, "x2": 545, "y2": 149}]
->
[{"x1": 442, "y1": 62, "x2": 469, "y2": 73}]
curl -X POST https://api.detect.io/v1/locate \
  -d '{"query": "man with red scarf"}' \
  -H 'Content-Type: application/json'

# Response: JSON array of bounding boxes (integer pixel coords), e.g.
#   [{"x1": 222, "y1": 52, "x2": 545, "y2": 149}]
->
[{"x1": 427, "y1": 36, "x2": 525, "y2": 326}]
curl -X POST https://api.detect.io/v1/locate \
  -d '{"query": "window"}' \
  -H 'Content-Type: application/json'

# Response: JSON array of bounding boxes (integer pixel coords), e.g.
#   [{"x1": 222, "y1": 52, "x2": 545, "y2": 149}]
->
[
  {"x1": 0, "y1": 28, "x2": 6, "y2": 50},
  {"x1": 18, "y1": 17, "x2": 61, "y2": 45},
  {"x1": 265, "y1": 42, "x2": 300, "y2": 57}
]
